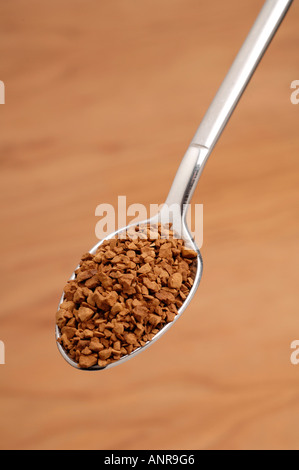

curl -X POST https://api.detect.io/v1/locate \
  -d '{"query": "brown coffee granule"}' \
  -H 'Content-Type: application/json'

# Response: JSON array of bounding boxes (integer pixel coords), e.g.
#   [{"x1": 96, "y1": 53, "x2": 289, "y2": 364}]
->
[{"x1": 56, "y1": 223, "x2": 197, "y2": 369}]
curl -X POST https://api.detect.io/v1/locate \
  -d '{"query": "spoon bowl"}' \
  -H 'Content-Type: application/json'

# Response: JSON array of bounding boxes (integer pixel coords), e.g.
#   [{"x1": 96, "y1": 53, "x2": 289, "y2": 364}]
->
[{"x1": 56, "y1": 212, "x2": 203, "y2": 370}]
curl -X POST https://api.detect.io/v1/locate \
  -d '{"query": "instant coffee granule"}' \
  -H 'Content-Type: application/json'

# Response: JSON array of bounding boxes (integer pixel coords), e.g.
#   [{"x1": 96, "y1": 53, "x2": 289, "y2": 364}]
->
[{"x1": 56, "y1": 224, "x2": 197, "y2": 369}]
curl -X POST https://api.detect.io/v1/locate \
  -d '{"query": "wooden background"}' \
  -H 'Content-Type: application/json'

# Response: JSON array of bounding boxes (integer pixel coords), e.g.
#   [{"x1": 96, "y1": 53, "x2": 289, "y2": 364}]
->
[{"x1": 0, "y1": 0, "x2": 299, "y2": 450}]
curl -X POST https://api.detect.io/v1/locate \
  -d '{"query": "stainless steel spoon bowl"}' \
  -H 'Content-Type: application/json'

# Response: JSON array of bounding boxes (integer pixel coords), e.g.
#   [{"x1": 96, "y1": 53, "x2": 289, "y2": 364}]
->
[
  {"x1": 56, "y1": 0, "x2": 293, "y2": 370},
  {"x1": 56, "y1": 216, "x2": 203, "y2": 370}
]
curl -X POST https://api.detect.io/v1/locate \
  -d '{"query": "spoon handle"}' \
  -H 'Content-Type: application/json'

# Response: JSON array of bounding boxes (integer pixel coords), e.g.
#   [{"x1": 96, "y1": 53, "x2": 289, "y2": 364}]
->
[{"x1": 165, "y1": 0, "x2": 293, "y2": 213}]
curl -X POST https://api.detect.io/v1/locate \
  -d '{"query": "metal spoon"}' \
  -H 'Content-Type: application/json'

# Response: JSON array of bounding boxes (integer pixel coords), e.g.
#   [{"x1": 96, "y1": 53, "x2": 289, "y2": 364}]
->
[{"x1": 56, "y1": 0, "x2": 293, "y2": 370}]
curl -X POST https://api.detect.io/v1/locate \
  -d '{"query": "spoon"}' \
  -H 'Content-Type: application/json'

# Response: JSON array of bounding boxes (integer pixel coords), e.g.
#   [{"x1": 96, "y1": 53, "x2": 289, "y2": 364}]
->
[{"x1": 56, "y1": 0, "x2": 293, "y2": 370}]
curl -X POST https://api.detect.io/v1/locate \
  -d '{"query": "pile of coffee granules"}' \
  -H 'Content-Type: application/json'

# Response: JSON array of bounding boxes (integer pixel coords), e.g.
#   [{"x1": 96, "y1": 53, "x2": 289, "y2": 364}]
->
[{"x1": 56, "y1": 224, "x2": 197, "y2": 369}]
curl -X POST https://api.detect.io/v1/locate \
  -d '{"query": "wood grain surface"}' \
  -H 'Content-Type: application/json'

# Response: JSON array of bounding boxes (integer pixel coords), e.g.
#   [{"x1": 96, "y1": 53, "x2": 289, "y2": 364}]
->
[{"x1": 0, "y1": 0, "x2": 299, "y2": 450}]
